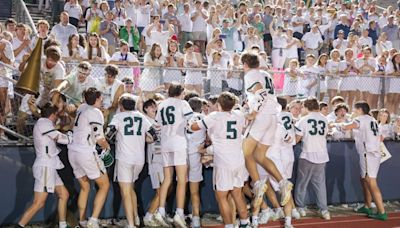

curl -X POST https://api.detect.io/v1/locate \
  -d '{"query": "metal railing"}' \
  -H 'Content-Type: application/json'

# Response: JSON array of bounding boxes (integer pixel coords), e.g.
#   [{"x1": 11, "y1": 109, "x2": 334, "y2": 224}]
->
[{"x1": 13, "y1": 0, "x2": 38, "y2": 35}]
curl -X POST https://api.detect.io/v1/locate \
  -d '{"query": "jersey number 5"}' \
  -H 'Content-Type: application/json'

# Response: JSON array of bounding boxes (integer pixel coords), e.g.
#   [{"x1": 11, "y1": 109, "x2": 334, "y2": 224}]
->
[
  {"x1": 307, "y1": 119, "x2": 326, "y2": 136},
  {"x1": 160, "y1": 106, "x2": 175, "y2": 125},
  {"x1": 124, "y1": 117, "x2": 142, "y2": 136},
  {"x1": 227, "y1": 121, "x2": 237, "y2": 139}
]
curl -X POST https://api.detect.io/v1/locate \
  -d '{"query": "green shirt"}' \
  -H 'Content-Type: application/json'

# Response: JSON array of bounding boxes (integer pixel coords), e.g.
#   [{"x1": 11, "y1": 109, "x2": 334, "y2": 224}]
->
[{"x1": 119, "y1": 26, "x2": 140, "y2": 51}]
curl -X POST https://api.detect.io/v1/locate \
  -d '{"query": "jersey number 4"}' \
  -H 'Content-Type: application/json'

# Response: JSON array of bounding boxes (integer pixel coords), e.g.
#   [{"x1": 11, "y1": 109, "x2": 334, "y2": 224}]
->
[
  {"x1": 307, "y1": 119, "x2": 326, "y2": 136},
  {"x1": 370, "y1": 121, "x2": 379, "y2": 136},
  {"x1": 160, "y1": 106, "x2": 175, "y2": 125},
  {"x1": 124, "y1": 117, "x2": 142, "y2": 136}
]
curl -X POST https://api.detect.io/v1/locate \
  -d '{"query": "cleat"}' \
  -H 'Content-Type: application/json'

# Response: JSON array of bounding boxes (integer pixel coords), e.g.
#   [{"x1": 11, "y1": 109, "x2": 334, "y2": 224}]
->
[
  {"x1": 298, "y1": 208, "x2": 306, "y2": 217},
  {"x1": 154, "y1": 212, "x2": 170, "y2": 227},
  {"x1": 356, "y1": 206, "x2": 372, "y2": 215},
  {"x1": 368, "y1": 212, "x2": 388, "y2": 221},
  {"x1": 173, "y1": 214, "x2": 187, "y2": 228},
  {"x1": 321, "y1": 210, "x2": 331, "y2": 220},
  {"x1": 292, "y1": 208, "x2": 301, "y2": 219}
]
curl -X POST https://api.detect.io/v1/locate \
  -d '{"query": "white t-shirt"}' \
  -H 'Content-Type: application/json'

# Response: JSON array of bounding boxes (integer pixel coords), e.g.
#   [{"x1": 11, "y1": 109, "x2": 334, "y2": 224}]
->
[
  {"x1": 291, "y1": 15, "x2": 306, "y2": 34},
  {"x1": 149, "y1": 30, "x2": 170, "y2": 55},
  {"x1": 198, "y1": 110, "x2": 245, "y2": 169},
  {"x1": 191, "y1": 9, "x2": 208, "y2": 32},
  {"x1": 358, "y1": 36, "x2": 373, "y2": 48},
  {"x1": 112, "y1": 7, "x2": 126, "y2": 26},
  {"x1": 302, "y1": 31, "x2": 323, "y2": 49},
  {"x1": 64, "y1": 2, "x2": 83, "y2": 19},
  {"x1": 109, "y1": 111, "x2": 152, "y2": 165},
  {"x1": 62, "y1": 45, "x2": 86, "y2": 58},
  {"x1": 33, "y1": 118, "x2": 67, "y2": 169},
  {"x1": 326, "y1": 60, "x2": 341, "y2": 74},
  {"x1": 12, "y1": 37, "x2": 30, "y2": 62},
  {"x1": 68, "y1": 104, "x2": 105, "y2": 153},
  {"x1": 332, "y1": 38, "x2": 348, "y2": 57},
  {"x1": 110, "y1": 51, "x2": 139, "y2": 62},
  {"x1": 178, "y1": 12, "x2": 193, "y2": 32},
  {"x1": 295, "y1": 111, "x2": 329, "y2": 164},
  {"x1": 187, "y1": 112, "x2": 206, "y2": 154},
  {"x1": 353, "y1": 115, "x2": 381, "y2": 156},
  {"x1": 64, "y1": 73, "x2": 99, "y2": 104},
  {"x1": 136, "y1": 5, "x2": 151, "y2": 27},
  {"x1": 355, "y1": 58, "x2": 377, "y2": 75},
  {"x1": 155, "y1": 97, "x2": 193, "y2": 152}
]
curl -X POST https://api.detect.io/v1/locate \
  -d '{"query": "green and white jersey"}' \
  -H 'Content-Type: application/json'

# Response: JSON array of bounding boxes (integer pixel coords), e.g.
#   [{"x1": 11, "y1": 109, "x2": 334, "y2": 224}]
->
[{"x1": 109, "y1": 111, "x2": 152, "y2": 165}]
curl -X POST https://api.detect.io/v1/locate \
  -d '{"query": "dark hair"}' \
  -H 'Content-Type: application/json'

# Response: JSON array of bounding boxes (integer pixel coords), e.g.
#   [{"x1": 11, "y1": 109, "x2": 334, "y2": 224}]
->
[
  {"x1": 5, "y1": 18, "x2": 16, "y2": 27},
  {"x1": 277, "y1": 96, "x2": 287, "y2": 110},
  {"x1": 241, "y1": 52, "x2": 260, "y2": 68},
  {"x1": 149, "y1": 43, "x2": 162, "y2": 61},
  {"x1": 354, "y1": 101, "x2": 370, "y2": 115},
  {"x1": 44, "y1": 38, "x2": 61, "y2": 50},
  {"x1": 207, "y1": 95, "x2": 219, "y2": 105},
  {"x1": 143, "y1": 99, "x2": 156, "y2": 114},
  {"x1": 217, "y1": 92, "x2": 236, "y2": 111},
  {"x1": 168, "y1": 83, "x2": 185, "y2": 97},
  {"x1": 330, "y1": 96, "x2": 345, "y2": 106},
  {"x1": 303, "y1": 97, "x2": 320, "y2": 111},
  {"x1": 319, "y1": 102, "x2": 328, "y2": 110},
  {"x1": 104, "y1": 64, "x2": 119, "y2": 77},
  {"x1": 41, "y1": 103, "x2": 58, "y2": 118},
  {"x1": 184, "y1": 91, "x2": 199, "y2": 101},
  {"x1": 79, "y1": 34, "x2": 86, "y2": 48},
  {"x1": 188, "y1": 97, "x2": 203, "y2": 113},
  {"x1": 119, "y1": 94, "x2": 136, "y2": 111},
  {"x1": 369, "y1": 109, "x2": 379, "y2": 120},
  {"x1": 87, "y1": 32, "x2": 102, "y2": 60},
  {"x1": 84, "y1": 87, "x2": 102, "y2": 105},
  {"x1": 334, "y1": 103, "x2": 349, "y2": 114},
  {"x1": 45, "y1": 46, "x2": 61, "y2": 62},
  {"x1": 184, "y1": 41, "x2": 194, "y2": 50},
  {"x1": 67, "y1": 34, "x2": 80, "y2": 57}
]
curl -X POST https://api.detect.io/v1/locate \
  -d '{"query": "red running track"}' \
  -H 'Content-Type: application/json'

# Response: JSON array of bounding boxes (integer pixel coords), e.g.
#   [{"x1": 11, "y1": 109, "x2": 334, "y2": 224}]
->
[{"x1": 204, "y1": 212, "x2": 400, "y2": 228}]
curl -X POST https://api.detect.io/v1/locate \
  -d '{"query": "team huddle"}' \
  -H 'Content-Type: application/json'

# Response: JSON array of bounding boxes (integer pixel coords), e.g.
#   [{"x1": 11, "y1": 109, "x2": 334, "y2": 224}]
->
[{"x1": 15, "y1": 52, "x2": 388, "y2": 228}]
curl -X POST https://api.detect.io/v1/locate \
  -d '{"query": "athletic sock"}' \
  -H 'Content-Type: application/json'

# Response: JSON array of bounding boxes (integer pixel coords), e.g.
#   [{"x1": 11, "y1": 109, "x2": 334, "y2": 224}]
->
[
  {"x1": 59, "y1": 221, "x2": 67, "y2": 228},
  {"x1": 176, "y1": 208, "x2": 184, "y2": 218},
  {"x1": 158, "y1": 207, "x2": 166, "y2": 216},
  {"x1": 240, "y1": 218, "x2": 249, "y2": 225},
  {"x1": 89, "y1": 217, "x2": 98, "y2": 223},
  {"x1": 285, "y1": 216, "x2": 292, "y2": 225},
  {"x1": 252, "y1": 215, "x2": 258, "y2": 224},
  {"x1": 224, "y1": 224, "x2": 234, "y2": 228},
  {"x1": 144, "y1": 212, "x2": 153, "y2": 220}
]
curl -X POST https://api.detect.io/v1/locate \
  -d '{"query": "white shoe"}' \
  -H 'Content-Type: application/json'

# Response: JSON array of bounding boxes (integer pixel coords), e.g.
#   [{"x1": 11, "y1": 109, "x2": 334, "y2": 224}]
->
[
  {"x1": 321, "y1": 210, "x2": 331, "y2": 220},
  {"x1": 173, "y1": 214, "x2": 187, "y2": 228},
  {"x1": 279, "y1": 180, "x2": 293, "y2": 206},
  {"x1": 273, "y1": 208, "x2": 285, "y2": 220},
  {"x1": 252, "y1": 179, "x2": 268, "y2": 208},
  {"x1": 87, "y1": 219, "x2": 99, "y2": 228},
  {"x1": 292, "y1": 208, "x2": 301, "y2": 219},
  {"x1": 298, "y1": 208, "x2": 306, "y2": 217},
  {"x1": 134, "y1": 215, "x2": 140, "y2": 226},
  {"x1": 216, "y1": 215, "x2": 223, "y2": 222},
  {"x1": 154, "y1": 212, "x2": 170, "y2": 227},
  {"x1": 191, "y1": 216, "x2": 201, "y2": 228},
  {"x1": 143, "y1": 216, "x2": 159, "y2": 227},
  {"x1": 259, "y1": 208, "x2": 272, "y2": 224},
  {"x1": 284, "y1": 223, "x2": 294, "y2": 228},
  {"x1": 78, "y1": 220, "x2": 88, "y2": 228}
]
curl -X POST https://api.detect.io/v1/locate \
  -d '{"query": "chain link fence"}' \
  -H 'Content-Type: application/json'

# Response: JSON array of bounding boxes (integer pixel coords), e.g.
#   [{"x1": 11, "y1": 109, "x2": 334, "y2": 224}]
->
[{"x1": 0, "y1": 61, "x2": 397, "y2": 144}]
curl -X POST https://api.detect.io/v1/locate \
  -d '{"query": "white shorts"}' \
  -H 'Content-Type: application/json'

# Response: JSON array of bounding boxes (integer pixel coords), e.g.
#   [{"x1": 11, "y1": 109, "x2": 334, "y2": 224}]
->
[
  {"x1": 359, "y1": 152, "x2": 381, "y2": 179},
  {"x1": 245, "y1": 114, "x2": 277, "y2": 146},
  {"x1": 114, "y1": 160, "x2": 144, "y2": 183},
  {"x1": 33, "y1": 166, "x2": 64, "y2": 193},
  {"x1": 164, "y1": 70, "x2": 184, "y2": 84},
  {"x1": 162, "y1": 150, "x2": 187, "y2": 167},
  {"x1": 188, "y1": 153, "x2": 203, "y2": 182},
  {"x1": 68, "y1": 150, "x2": 106, "y2": 180},
  {"x1": 388, "y1": 77, "x2": 400, "y2": 94},
  {"x1": 213, "y1": 165, "x2": 248, "y2": 191},
  {"x1": 149, "y1": 162, "x2": 164, "y2": 189},
  {"x1": 327, "y1": 76, "x2": 340, "y2": 90},
  {"x1": 339, "y1": 75, "x2": 358, "y2": 91},
  {"x1": 283, "y1": 78, "x2": 298, "y2": 96},
  {"x1": 319, "y1": 78, "x2": 327, "y2": 93}
]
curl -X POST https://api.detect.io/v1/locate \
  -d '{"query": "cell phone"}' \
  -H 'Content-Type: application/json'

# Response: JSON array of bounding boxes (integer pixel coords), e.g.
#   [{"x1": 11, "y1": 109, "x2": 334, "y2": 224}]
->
[
  {"x1": 159, "y1": 19, "x2": 166, "y2": 24},
  {"x1": 219, "y1": 34, "x2": 227, "y2": 39}
]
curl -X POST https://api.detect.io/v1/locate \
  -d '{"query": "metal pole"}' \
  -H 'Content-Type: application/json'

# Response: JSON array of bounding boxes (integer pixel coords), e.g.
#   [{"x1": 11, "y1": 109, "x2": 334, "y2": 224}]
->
[{"x1": 0, "y1": 125, "x2": 31, "y2": 141}]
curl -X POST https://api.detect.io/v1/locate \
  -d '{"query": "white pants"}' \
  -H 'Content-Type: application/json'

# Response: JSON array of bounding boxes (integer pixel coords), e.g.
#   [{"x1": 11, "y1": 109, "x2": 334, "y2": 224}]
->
[
  {"x1": 38, "y1": 0, "x2": 50, "y2": 10},
  {"x1": 272, "y1": 49, "x2": 287, "y2": 69}
]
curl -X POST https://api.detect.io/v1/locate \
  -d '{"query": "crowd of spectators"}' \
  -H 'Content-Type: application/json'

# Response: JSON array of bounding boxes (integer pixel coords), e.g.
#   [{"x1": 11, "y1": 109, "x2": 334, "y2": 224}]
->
[{"x1": 1, "y1": 0, "x2": 400, "y2": 140}]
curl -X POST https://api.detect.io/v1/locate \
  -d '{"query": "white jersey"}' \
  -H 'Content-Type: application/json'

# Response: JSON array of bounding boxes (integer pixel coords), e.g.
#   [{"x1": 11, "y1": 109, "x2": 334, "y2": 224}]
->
[
  {"x1": 68, "y1": 104, "x2": 105, "y2": 153},
  {"x1": 244, "y1": 69, "x2": 281, "y2": 114},
  {"x1": 109, "y1": 111, "x2": 152, "y2": 165},
  {"x1": 353, "y1": 115, "x2": 381, "y2": 156},
  {"x1": 146, "y1": 116, "x2": 163, "y2": 165},
  {"x1": 295, "y1": 112, "x2": 329, "y2": 164},
  {"x1": 33, "y1": 118, "x2": 70, "y2": 169},
  {"x1": 187, "y1": 112, "x2": 206, "y2": 154},
  {"x1": 155, "y1": 98, "x2": 193, "y2": 152},
  {"x1": 198, "y1": 110, "x2": 245, "y2": 169},
  {"x1": 280, "y1": 112, "x2": 296, "y2": 148}
]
